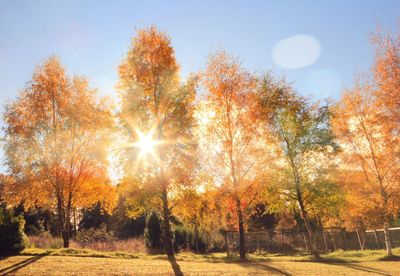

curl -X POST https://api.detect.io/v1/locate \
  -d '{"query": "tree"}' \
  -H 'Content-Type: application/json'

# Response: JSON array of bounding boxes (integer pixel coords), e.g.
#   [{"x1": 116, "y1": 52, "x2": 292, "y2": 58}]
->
[
  {"x1": 118, "y1": 27, "x2": 197, "y2": 260},
  {"x1": 247, "y1": 203, "x2": 277, "y2": 231},
  {"x1": 332, "y1": 76, "x2": 400, "y2": 256},
  {"x1": 144, "y1": 211, "x2": 163, "y2": 253},
  {"x1": 79, "y1": 202, "x2": 111, "y2": 230},
  {"x1": 256, "y1": 74, "x2": 337, "y2": 258},
  {"x1": 0, "y1": 206, "x2": 27, "y2": 256},
  {"x1": 371, "y1": 26, "x2": 400, "y2": 125},
  {"x1": 337, "y1": 170, "x2": 383, "y2": 250},
  {"x1": 2, "y1": 57, "x2": 117, "y2": 247},
  {"x1": 199, "y1": 51, "x2": 260, "y2": 260},
  {"x1": 108, "y1": 195, "x2": 146, "y2": 238},
  {"x1": 174, "y1": 188, "x2": 208, "y2": 253}
]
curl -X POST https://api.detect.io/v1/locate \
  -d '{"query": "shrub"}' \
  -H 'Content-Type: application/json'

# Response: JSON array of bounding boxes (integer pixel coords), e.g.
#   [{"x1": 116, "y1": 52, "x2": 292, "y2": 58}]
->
[
  {"x1": 144, "y1": 212, "x2": 163, "y2": 253},
  {"x1": 73, "y1": 224, "x2": 146, "y2": 253},
  {"x1": 173, "y1": 226, "x2": 189, "y2": 252},
  {"x1": 190, "y1": 232, "x2": 207, "y2": 253},
  {"x1": 0, "y1": 208, "x2": 27, "y2": 256},
  {"x1": 71, "y1": 237, "x2": 146, "y2": 253},
  {"x1": 28, "y1": 232, "x2": 63, "y2": 249},
  {"x1": 79, "y1": 202, "x2": 111, "y2": 230},
  {"x1": 75, "y1": 224, "x2": 114, "y2": 245},
  {"x1": 173, "y1": 225, "x2": 208, "y2": 253}
]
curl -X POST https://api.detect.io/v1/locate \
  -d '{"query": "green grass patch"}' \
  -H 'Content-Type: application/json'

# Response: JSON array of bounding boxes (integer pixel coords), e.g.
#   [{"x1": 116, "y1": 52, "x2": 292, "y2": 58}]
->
[
  {"x1": 21, "y1": 248, "x2": 142, "y2": 259},
  {"x1": 319, "y1": 248, "x2": 400, "y2": 262}
]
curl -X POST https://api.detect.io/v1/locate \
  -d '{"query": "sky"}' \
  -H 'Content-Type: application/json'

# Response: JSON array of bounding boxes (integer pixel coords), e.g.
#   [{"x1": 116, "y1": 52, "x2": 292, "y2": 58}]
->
[
  {"x1": 1, "y1": 0, "x2": 400, "y2": 104},
  {"x1": 0, "y1": 0, "x2": 399, "y2": 176}
]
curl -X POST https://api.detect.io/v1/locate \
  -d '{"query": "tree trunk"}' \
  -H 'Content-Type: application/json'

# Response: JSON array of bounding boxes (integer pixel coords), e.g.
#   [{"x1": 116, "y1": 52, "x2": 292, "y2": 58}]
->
[
  {"x1": 322, "y1": 230, "x2": 329, "y2": 252},
  {"x1": 289, "y1": 155, "x2": 319, "y2": 258},
  {"x1": 382, "y1": 191, "x2": 393, "y2": 256},
  {"x1": 302, "y1": 232, "x2": 309, "y2": 252},
  {"x1": 356, "y1": 228, "x2": 364, "y2": 250},
  {"x1": 194, "y1": 222, "x2": 199, "y2": 253},
  {"x1": 319, "y1": 219, "x2": 328, "y2": 252},
  {"x1": 383, "y1": 222, "x2": 393, "y2": 256},
  {"x1": 161, "y1": 188, "x2": 175, "y2": 258},
  {"x1": 73, "y1": 208, "x2": 77, "y2": 236},
  {"x1": 63, "y1": 211, "x2": 71, "y2": 248},
  {"x1": 62, "y1": 231, "x2": 70, "y2": 248},
  {"x1": 296, "y1": 189, "x2": 319, "y2": 258},
  {"x1": 63, "y1": 195, "x2": 72, "y2": 248},
  {"x1": 342, "y1": 230, "x2": 348, "y2": 250},
  {"x1": 223, "y1": 231, "x2": 230, "y2": 257},
  {"x1": 330, "y1": 232, "x2": 337, "y2": 251},
  {"x1": 373, "y1": 229, "x2": 381, "y2": 249},
  {"x1": 235, "y1": 196, "x2": 246, "y2": 261},
  {"x1": 56, "y1": 197, "x2": 70, "y2": 248}
]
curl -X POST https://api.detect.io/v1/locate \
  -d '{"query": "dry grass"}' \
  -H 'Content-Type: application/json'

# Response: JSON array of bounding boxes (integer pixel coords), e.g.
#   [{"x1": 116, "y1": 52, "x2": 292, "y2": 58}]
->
[
  {"x1": 4, "y1": 247, "x2": 398, "y2": 275},
  {"x1": 27, "y1": 233, "x2": 64, "y2": 249},
  {"x1": 0, "y1": 254, "x2": 399, "y2": 275},
  {"x1": 71, "y1": 238, "x2": 146, "y2": 253},
  {"x1": 28, "y1": 233, "x2": 146, "y2": 254}
]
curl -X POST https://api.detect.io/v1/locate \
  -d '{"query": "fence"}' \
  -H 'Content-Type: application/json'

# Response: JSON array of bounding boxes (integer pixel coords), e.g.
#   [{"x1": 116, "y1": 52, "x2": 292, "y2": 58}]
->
[{"x1": 223, "y1": 227, "x2": 400, "y2": 254}]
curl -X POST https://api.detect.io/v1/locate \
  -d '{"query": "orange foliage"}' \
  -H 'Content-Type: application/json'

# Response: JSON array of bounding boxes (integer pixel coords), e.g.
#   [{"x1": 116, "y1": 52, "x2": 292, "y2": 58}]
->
[
  {"x1": 3, "y1": 57, "x2": 116, "y2": 246},
  {"x1": 199, "y1": 50, "x2": 260, "y2": 259}
]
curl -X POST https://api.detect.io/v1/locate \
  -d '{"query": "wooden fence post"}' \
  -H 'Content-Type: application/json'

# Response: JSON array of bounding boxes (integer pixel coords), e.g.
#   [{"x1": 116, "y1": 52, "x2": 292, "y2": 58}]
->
[
  {"x1": 356, "y1": 228, "x2": 364, "y2": 250},
  {"x1": 302, "y1": 232, "x2": 309, "y2": 252},
  {"x1": 330, "y1": 232, "x2": 337, "y2": 251},
  {"x1": 342, "y1": 230, "x2": 348, "y2": 250},
  {"x1": 322, "y1": 229, "x2": 329, "y2": 252},
  {"x1": 373, "y1": 229, "x2": 381, "y2": 249},
  {"x1": 223, "y1": 230, "x2": 230, "y2": 257}
]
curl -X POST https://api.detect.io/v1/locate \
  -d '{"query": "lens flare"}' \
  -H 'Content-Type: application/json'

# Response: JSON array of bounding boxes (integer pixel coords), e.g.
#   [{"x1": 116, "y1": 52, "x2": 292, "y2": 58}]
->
[{"x1": 133, "y1": 129, "x2": 162, "y2": 160}]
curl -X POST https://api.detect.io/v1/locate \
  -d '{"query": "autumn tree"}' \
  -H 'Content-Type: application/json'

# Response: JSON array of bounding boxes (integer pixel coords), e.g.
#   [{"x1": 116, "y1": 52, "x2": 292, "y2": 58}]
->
[
  {"x1": 337, "y1": 170, "x2": 384, "y2": 250},
  {"x1": 371, "y1": 26, "x2": 400, "y2": 125},
  {"x1": 256, "y1": 75, "x2": 337, "y2": 258},
  {"x1": 199, "y1": 51, "x2": 260, "y2": 260},
  {"x1": 332, "y1": 76, "x2": 400, "y2": 256},
  {"x1": 174, "y1": 188, "x2": 207, "y2": 253},
  {"x1": 2, "y1": 57, "x2": 116, "y2": 247},
  {"x1": 118, "y1": 27, "x2": 197, "y2": 260}
]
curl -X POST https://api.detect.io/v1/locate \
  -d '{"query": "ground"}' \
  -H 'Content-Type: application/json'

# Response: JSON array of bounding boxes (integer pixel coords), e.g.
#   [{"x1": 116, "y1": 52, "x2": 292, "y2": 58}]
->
[{"x1": 0, "y1": 249, "x2": 399, "y2": 275}]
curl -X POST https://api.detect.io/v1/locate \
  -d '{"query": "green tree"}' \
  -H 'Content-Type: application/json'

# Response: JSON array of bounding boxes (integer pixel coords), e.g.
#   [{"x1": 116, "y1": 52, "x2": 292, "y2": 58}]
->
[
  {"x1": 0, "y1": 205, "x2": 27, "y2": 256},
  {"x1": 256, "y1": 74, "x2": 338, "y2": 258}
]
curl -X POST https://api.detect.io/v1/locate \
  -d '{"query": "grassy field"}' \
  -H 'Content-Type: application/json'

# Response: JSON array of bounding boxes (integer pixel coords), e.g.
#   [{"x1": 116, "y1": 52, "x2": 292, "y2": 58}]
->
[{"x1": 0, "y1": 248, "x2": 399, "y2": 275}]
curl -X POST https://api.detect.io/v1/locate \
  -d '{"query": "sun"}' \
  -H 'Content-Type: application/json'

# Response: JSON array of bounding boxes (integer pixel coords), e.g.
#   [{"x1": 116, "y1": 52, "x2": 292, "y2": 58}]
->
[{"x1": 133, "y1": 128, "x2": 162, "y2": 160}]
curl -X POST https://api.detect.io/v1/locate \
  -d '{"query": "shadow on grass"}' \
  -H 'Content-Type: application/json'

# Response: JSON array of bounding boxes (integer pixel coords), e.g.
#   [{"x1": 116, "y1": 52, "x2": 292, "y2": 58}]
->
[
  {"x1": 198, "y1": 254, "x2": 260, "y2": 263},
  {"x1": 0, "y1": 253, "x2": 48, "y2": 275},
  {"x1": 168, "y1": 255, "x2": 183, "y2": 276},
  {"x1": 323, "y1": 261, "x2": 392, "y2": 276},
  {"x1": 379, "y1": 255, "x2": 400, "y2": 261},
  {"x1": 238, "y1": 261, "x2": 292, "y2": 275},
  {"x1": 303, "y1": 256, "x2": 395, "y2": 276}
]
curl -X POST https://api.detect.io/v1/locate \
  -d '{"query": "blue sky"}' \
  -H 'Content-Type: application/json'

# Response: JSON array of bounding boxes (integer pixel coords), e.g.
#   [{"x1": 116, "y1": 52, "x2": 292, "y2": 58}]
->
[{"x1": 0, "y1": 0, "x2": 399, "y2": 108}]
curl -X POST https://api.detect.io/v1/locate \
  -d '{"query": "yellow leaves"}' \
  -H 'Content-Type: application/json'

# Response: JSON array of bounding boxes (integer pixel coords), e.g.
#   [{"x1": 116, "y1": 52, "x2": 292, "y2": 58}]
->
[
  {"x1": 118, "y1": 26, "x2": 179, "y2": 114},
  {"x1": 199, "y1": 51, "x2": 260, "y2": 190},
  {"x1": 76, "y1": 178, "x2": 117, "y2": 214},
  {"x1": 371, "y1": 27, "x2": 400, "y2": 122},
  {"x1": 203, "y1": 50, "x2": 256, "y2": 105},
  {"x1": 117, "y1": 26, "x2": 198, "y2": 207}
]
